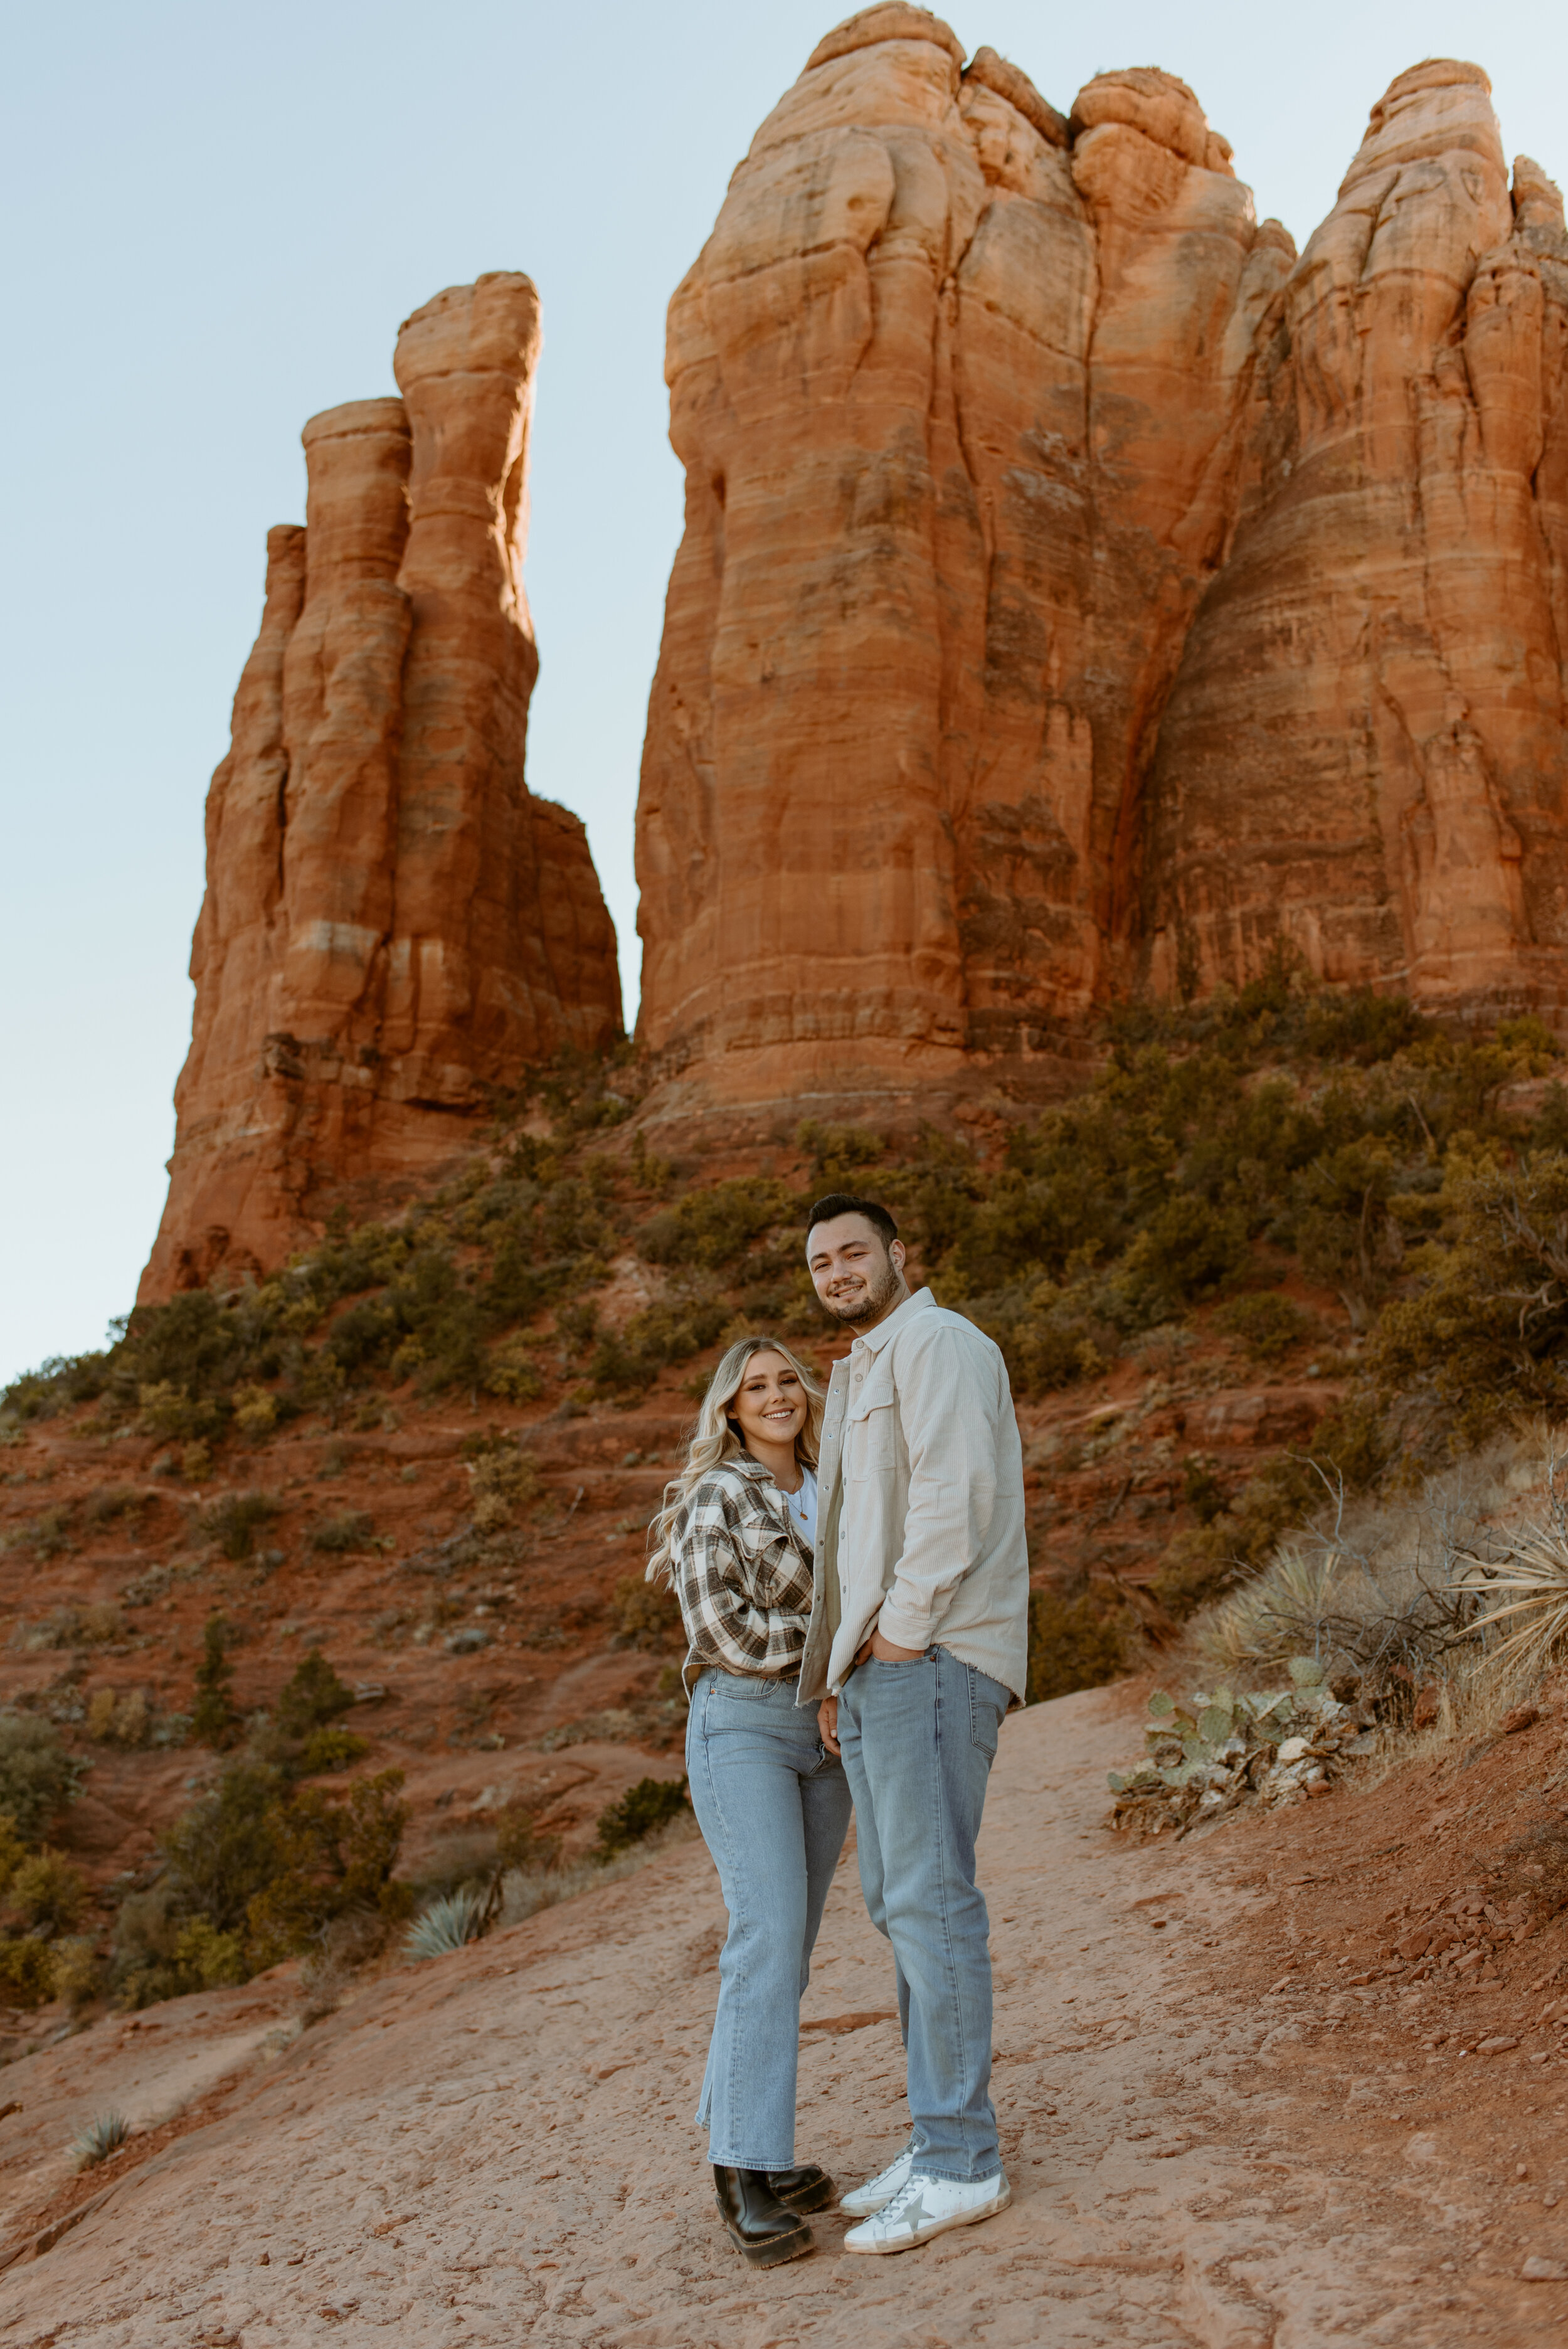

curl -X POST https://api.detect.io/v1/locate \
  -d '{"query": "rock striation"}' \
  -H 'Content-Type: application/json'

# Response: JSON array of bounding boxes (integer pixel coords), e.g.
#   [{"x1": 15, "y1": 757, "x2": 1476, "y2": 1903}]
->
[
  {"x1": 635, "y1": 10, "x2": 1568, "y2": 1105},
  {"x1": 143, "y1": 275, "x2": 620, "y2": 1300},
  {"x1": 1142, "y1": 65, "x2": 1568, "y2": 1010}
]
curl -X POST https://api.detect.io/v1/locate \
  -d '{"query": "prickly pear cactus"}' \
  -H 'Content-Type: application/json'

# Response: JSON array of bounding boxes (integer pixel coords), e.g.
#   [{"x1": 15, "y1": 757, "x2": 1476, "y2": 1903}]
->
[{"x1": 1104, "y1": 1656, "x2": 1367, "y2": 1843}]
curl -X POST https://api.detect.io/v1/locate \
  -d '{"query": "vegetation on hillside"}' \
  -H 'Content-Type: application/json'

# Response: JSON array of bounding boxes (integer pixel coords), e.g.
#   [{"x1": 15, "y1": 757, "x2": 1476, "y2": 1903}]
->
[{"x1": 8, "y1": 973, "x2": 1568, "y2": 1977}]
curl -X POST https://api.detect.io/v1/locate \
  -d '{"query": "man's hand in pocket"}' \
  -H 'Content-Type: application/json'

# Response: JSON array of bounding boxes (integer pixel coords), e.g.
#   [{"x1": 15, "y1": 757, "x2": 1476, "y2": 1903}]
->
[{"x1": 855, "y1": 1628, "x2": 926, "y2": 1666}]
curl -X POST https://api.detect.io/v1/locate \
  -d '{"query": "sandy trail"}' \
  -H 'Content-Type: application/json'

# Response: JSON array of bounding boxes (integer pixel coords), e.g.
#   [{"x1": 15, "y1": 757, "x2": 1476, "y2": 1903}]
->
[{"x1": 1, "y1": 1688, "x2": 1472, "y2": 2347}]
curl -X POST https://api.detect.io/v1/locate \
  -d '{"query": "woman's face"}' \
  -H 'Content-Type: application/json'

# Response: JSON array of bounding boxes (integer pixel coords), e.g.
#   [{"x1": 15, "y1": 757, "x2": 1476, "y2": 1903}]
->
[{"x1": 727, "y1": 1350, "x2": 808, "y2": 1454}]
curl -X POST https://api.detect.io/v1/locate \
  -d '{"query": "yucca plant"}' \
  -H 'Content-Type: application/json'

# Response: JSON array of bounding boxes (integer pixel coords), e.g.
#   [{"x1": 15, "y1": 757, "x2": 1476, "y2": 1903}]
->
[
  {"x1": 1456, "y1": 1517, "x2": 1568, "y2": 1677},
  {"x1": 404, "y1": 1886, "x2": 487, "y2": 1962},
  {"x1": 69, "y1": 2109, "x2": 129, "y2": 2170}
]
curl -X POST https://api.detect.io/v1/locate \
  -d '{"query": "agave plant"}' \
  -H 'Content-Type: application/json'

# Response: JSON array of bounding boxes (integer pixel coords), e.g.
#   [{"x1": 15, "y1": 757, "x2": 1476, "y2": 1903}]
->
[
  {"x1": 404, "y1": 1886, "x2": 488, "y2": 1962},
  {"x1": 69, "y1": 2109, "x2": 129, "y2": 2170}
]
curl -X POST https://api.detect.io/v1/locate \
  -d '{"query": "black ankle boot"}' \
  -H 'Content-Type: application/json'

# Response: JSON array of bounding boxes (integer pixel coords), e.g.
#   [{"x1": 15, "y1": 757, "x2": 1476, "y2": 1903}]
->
[
  {"x1": 712, "y1": 2166, "x2": 815, "y2": 2266},
  {"x1": 766, "y1": 2163, "x2": 835, "y2": 2215}
]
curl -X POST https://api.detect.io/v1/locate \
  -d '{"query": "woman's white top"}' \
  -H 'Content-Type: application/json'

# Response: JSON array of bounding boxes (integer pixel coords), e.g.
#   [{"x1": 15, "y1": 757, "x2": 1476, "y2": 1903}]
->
[{"x1": 780, "y1": 1463, "x2": 817, "y2": 1552}]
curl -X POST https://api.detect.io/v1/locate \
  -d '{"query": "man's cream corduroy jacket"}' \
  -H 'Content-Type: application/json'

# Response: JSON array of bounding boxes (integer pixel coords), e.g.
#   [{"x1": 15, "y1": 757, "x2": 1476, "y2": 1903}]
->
[{"x1": 797, "y1": 1287, "x2": 1030, "y2": 1706}]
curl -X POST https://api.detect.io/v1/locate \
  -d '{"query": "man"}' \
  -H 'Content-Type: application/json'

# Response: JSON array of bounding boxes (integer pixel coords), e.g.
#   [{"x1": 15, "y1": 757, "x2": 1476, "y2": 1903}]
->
[{"x1": 797, "y1": 1192, "x2": 1029, "y2": 2255}]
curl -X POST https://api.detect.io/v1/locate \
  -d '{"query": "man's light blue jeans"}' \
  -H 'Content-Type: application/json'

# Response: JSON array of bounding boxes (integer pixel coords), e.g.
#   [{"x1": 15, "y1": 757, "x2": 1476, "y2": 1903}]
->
[
  {"x1": 837, "y1": 1645, "x2": 1010, "y2": 2182},
  {"x1": 686, "y1": 1667, "x2": 853, "y2": 2169}
]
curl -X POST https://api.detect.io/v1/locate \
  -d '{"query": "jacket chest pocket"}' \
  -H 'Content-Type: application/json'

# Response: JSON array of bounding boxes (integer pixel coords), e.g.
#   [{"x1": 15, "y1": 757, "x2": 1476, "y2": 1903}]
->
[{"x1": 845, "y1": 1392, "x2": 896, "y2": 1479}]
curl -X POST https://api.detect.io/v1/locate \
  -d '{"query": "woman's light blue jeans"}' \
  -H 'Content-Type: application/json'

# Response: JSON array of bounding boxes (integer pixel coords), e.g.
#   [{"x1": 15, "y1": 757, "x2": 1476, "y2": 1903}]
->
[
  {"x1": 686, "y1": 1667, "x2": 852, "y2": 2169},
  {"x1": 836, "y1": 1645, "x2": 1010, "y2": 2182}
]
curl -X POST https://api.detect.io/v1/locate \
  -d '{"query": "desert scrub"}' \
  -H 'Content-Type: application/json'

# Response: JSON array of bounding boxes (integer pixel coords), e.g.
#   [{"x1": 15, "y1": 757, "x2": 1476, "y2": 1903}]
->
[
  {"x1": 1212, "y1": 1291, "x2": 1317, "y2": 1362},
  {"x1": 595, "y1": 1775, "x2": 689, "y2": 1859},
  {"x1": 1026, "y1": 1584, "x2": 1137, "y2": 1704},
  {"x1": 273, "y1": 1650, "x2": 356, "y2": 1741},
  {"x1": 190, "y1": 1611, "x2": 240, "y2": 1747},
  {"x1": 148, "y1": 1758, "x2": 410, "y2": 1985},
  {"x1": 464, "y1": 1440, "x2": 539, "y2": 1532},
  {"x1": 590, "y1": 1293, "x2": 733, "y2": 1395},
  {"x1": 299, "y1": 1727, "x2": 370, "y2": 1774},
  {"x1": 637, "y1": 1177, "x2": 795, "y2": 1273},
  {"x1": 0, "y1": 1713, "x2": 85, "y2": 1840},
  {"x1": 610, "y1": 1575, "x2": 682, "y2": 1652},
  {"x1": 201, "y1": 1489, "x2": 282, "y2": 1560},
  {"x1": 6, "y1": 1847, "x2": 87, "y2": 1934},
  {"x1": 87, "y1": 1687, "x2": 151, "y2": 1746},
  {"x1": 0, "y1": 1935, "x2": 58, "y2": 2007},
  {"x1": 1369, "y1": 1150, "x2": 1568, "y2": 1451},
  {"x1": 308, "y1": 1509, "x2": 374, "y2": 1555},
  {"x1": 113, "y1": 1887, "x2": 246, "y2": 2008}
]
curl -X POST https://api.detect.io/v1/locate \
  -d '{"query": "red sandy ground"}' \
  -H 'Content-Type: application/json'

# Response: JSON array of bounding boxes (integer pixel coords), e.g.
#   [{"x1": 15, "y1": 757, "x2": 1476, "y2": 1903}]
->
[{"x1": 0, "y1": 1680, "x2": 1564, "y2": 2343}]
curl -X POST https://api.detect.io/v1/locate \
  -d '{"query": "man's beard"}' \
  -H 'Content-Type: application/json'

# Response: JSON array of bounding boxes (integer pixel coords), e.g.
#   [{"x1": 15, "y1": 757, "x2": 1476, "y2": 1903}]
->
[{"x1": 827, "y1": 1256, "x2": 904, "y2": 1327}]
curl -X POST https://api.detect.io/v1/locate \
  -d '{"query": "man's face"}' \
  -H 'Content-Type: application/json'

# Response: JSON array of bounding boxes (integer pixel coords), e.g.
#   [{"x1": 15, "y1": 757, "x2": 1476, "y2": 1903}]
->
[{"x1": 807, "y1": 1214, "x2": 907, "y2": 1327}]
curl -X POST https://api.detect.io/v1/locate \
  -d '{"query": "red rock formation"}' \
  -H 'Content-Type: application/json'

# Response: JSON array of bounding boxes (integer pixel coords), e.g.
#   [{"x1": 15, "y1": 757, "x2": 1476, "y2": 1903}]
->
[
  {"x1": 143, "y1": 276, "x2": 620, "y2": 1300},
  {"x1": 637, "y1": 14, "x2": 1568, "y2": 1108},
  {"x1": 635, "y1": 11, "x2": 1296, "y2": 1097},
  {"x1": 1142, "y1": 66, "x2": 1568, "y2": 1013}
]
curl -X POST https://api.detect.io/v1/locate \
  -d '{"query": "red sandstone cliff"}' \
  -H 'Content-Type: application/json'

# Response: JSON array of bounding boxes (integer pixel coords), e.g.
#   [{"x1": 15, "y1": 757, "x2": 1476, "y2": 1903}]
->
[
  {"x1": 1142, "y1": 65, "x2": 1568, "y2": 1013},
  {"x1": 142, "y1": 275, "x2": 620, "y2": 1300},
  {"x1": 635, "y1": 9, "x2": 1568, "y2": 1106}
]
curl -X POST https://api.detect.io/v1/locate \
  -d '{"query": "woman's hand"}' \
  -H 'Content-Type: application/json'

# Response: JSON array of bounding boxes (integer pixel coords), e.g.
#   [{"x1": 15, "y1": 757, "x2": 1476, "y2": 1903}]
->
[{"x1": 818, "y1": 1695, "x2": 840, "y2": 1756}]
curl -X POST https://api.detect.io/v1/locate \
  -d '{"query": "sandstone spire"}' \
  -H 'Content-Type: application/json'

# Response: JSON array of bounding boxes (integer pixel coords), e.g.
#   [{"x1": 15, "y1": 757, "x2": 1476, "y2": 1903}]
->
[
  {"x1": 142, "y1": 275, "x2": 619, "y2": 1300},
  {"x1": 634, "y1": 11, "x2": 1295, "y2": 1098},
  {"x1": 636, "y1": 17, "x2": 1568, "y2": 1110},
  {"x1": 1141, "y1": 68, "x2": 1568, "y2": 1013}
]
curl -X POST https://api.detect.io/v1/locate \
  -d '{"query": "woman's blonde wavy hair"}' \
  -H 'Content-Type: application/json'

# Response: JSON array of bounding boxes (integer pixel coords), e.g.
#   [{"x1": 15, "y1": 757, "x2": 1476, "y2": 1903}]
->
[{"x1": 645, "y1": 1335, "x2": 826, "y2": 1589}]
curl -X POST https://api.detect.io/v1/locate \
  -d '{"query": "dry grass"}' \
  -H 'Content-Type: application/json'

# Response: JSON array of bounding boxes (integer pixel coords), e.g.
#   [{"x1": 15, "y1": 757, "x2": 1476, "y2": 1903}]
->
[
  {"x1": 1184, "y1": 1433, "x2": 1557, "y2": 1741},
  {"x1": 499, "y1": 1811, "x2": 702, "y2": 1927}
]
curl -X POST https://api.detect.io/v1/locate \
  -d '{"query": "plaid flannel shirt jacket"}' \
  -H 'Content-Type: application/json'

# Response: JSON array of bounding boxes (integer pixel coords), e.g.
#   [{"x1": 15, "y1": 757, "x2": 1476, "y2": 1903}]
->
[{"x1": 668, "y1": 1455, "x2": 815, "y2": 1686}]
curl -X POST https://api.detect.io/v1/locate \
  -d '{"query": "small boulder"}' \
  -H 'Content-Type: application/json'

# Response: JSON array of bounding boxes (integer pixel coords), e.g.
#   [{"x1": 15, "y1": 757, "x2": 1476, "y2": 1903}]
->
[{"x1": 1502, "y1": 1704, "x2": 1541, "y2": 1736}]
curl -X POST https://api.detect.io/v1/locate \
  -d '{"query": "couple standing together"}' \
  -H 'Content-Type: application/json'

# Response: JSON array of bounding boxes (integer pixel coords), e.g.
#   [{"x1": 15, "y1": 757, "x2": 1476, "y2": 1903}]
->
[{"x1": 646, "y1": 1194, "x2": 1029, "y2": 2264}]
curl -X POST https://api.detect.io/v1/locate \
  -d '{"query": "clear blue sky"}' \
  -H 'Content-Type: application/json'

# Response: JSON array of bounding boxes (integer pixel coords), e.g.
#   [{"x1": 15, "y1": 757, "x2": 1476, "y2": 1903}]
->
[{"x1": 5, "y1": 0, "x2": 1566, "y2": 1384}]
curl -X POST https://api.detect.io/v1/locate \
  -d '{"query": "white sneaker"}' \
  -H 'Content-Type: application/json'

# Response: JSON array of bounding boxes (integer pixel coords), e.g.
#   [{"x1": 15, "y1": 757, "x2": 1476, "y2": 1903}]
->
[
  {"x1": 839, "y1": 2143, "x2": 916, "y2": 2217},
  {"x1": 842, "y1": 2169, "x2": 1010, "y2": 2255}
]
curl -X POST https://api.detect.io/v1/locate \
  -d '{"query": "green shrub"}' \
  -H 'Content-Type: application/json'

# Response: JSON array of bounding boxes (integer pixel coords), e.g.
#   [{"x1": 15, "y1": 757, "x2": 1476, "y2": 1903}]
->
[
  {"x1": 161, "y1": 1764, "x2": 287, "y2": 1933},
  {"x1": 299, "y1": 1728, "x2": 370, "y2": 1774},
  {"x1": 273, "y1": 1650, "x2": 356, "y2": 1741},
  {"x1": 0, "y1": 1714, "x2": 85, "y2": 1841},
  {"x1": 466, "y1": 1446, "x2": 539, "y2": 1532},
  {"x1": 1369, "y1": 1150, "x2": 1568, "y2": 1449},
  {"x1": 0, "y1": 1935, "x2": 58, "y2": 2007},
  {"x1": 244, "y1": 1769, "x2": 411, "y2": 1965},
  {"x1": 638, "y1": 1178, "x2": 793, "y2": 1271},
  {"x1": 1, "y1": 1350, "x2": 110, "y2": 1425},
  {"x1": 594, "y1": 1775, "x2": 690, "y2": 1858},
  {"x1": 796, "y1": 1121, "x2": 887, "y2": 1185},
  {"x1": 1212, "y1": 1292, "x2": 1315, "y2": 1362},
  {"x1": 7, "y1": 1848, "x2": 87, "y2": 1933},
  {"x1": 0, "y1": 1812, "x2": 25, "y2": 1890},
  {"x1": 1025, "y1": 1586, "x2": 1136, "y2": 1704},
  {"x1": 201, "y1": 1490, "x2": 282, "y2": 1561},
  {"x1": 191, "y1": 1613, "x2": 240, "y2": 1749},
  {"x1": 590, "y1": 1296, "x2": 731, "y2": 1394},
  {"x1": 611, "y1": 1576, "x2": 682, "y2": 1651},
  {"x1": 50, "y1": 1936, "x2": 104, "y2": 2010}
]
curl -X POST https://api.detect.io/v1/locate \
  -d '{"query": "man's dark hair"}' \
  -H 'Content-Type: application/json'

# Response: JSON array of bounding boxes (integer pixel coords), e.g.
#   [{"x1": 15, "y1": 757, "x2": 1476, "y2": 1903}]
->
[{"x1": 807, "y1": 1193, "x2": 899, "y2": 1249}]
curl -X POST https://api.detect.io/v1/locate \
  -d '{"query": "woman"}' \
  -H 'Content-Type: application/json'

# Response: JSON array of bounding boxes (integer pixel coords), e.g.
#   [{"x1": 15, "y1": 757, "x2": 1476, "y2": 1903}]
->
[{"x1": 647, "y1": 1334, "x2": 851, "y2": 2269}]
